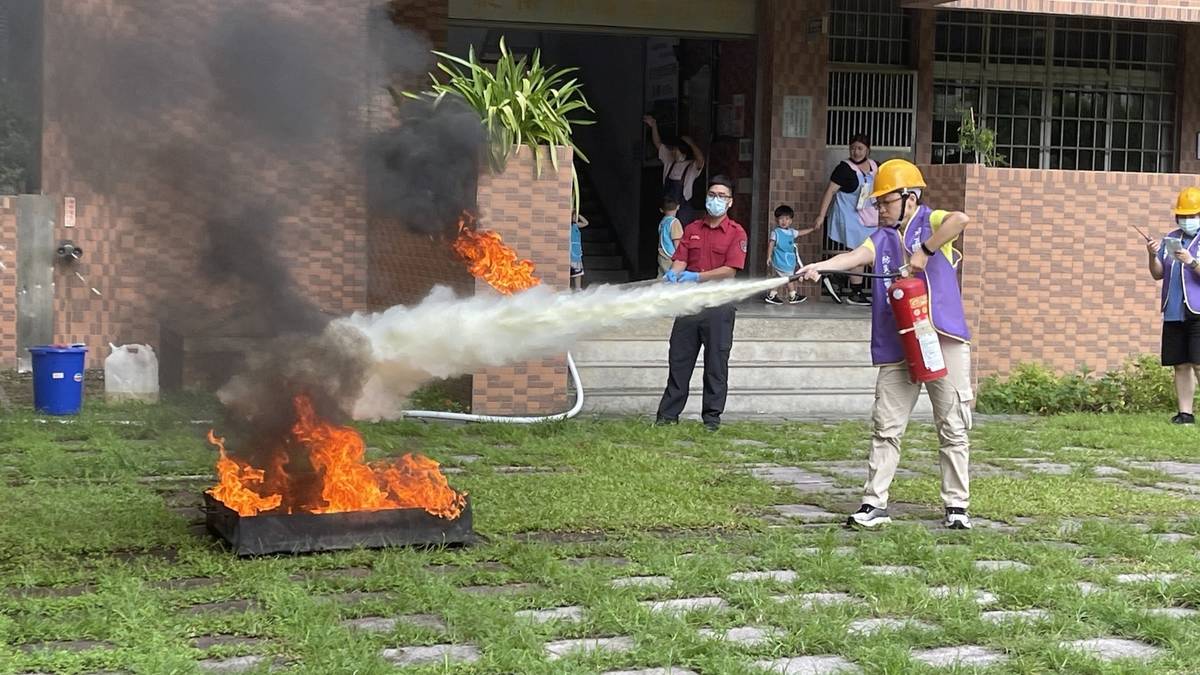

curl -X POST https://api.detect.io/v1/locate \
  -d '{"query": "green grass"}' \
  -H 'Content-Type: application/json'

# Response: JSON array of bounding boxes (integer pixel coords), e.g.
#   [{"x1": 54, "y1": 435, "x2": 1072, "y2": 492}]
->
[{"x1": 2, "y1": 399, "x2": 1200, "y2": 673}]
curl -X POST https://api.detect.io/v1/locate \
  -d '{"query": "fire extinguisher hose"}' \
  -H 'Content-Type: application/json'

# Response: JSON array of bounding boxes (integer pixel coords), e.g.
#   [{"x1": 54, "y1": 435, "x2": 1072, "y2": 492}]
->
[{"x1": 788, "y1": 270, "x2": 902, "y2": 283}]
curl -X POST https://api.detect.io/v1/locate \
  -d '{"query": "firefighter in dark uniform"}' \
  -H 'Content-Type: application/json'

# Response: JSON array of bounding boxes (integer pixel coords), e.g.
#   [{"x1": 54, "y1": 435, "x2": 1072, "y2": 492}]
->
[{"x1": 656, "y1": 175, "x2": 748, "y2": 432}]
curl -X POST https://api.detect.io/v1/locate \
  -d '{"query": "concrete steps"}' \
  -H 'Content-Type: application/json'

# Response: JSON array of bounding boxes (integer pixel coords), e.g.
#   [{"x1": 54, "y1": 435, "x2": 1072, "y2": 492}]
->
[{"x1": 573, "y1": 304, "x2": 932, "y2": 420}]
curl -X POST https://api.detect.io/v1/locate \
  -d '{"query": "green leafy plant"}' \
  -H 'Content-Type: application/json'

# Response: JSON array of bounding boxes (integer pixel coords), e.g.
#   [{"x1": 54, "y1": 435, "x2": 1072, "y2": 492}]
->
[
  {"x1": 956, "y1": 105, "x2": 1006, "y2": 168},
  {"x1": 405, "y1": 377, "x2": 471, "y2": 413},
  {"x1": 976, "y1": 355, "x2": 1174, "y2": 415},
  {"x1": 399, "y1": 38, "x2": 594, "y2": 185}
]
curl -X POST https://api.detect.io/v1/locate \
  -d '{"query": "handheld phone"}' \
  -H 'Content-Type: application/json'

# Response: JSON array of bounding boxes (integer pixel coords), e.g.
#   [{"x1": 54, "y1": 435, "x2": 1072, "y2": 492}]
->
[{"x1": 1164, "y1": 238, "x2": 1184, "y2": 256}]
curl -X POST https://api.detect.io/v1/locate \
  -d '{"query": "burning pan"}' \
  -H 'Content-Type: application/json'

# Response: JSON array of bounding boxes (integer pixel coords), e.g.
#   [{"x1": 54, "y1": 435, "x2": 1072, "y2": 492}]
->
[{"x1": 203, "y1": 493, "x2": 474, "y2": 556}]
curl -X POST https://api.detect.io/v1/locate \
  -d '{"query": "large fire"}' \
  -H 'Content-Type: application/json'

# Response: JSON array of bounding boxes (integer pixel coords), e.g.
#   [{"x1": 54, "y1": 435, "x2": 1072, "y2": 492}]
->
[
  {"x1": 452, "y1": 211, "x2": 541, "y2": 294},
  {"x1": 207, "y1": 212, "x2": 537, "y2": 522},
  {"x1": 207, "y1": 395, "x2": 466, "y2": 519}
]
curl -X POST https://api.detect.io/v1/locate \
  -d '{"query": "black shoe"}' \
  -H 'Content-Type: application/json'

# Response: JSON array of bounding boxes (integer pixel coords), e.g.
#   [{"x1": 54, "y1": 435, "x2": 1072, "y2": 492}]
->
[
  {"x1": 821, "y1": 277, "x2": 843, "y2": 304},
  {"x1": 944, "y1": 506, "x2": 972, "y2": 530},
  {"x1": 764, "y1": 292, "x2": 783, "y2": 305},
  {"x1": 1171, "y1": 412, "x2": 1195, "y2": 425},
  {"x1": 703, "y1": 421, "x2": 720, "y2": 433},
  {"x1": 654, "y1": 417, "x2": 679, "y2": 426},
  {"x1": 788, "y1": 292, "x2": 807, "y2": 304},
  {"x1": 846, "y1": 289, "x2": 871, "y2": 306}
]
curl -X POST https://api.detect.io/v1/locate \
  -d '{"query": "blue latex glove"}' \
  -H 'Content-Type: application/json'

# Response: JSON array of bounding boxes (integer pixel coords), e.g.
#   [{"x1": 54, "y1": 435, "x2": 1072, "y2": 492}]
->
[
  {"x1": 678, "y1": 270, "x2": 700, "y2": 283},
  {"x1": 663, "y1": 269, "x2": 680, "y2": 283}
]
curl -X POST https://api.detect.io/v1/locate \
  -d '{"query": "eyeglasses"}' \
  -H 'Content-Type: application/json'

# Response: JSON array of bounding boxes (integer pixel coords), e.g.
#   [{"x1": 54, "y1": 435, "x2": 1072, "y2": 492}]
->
[
  {"x1": 874, "y1": 196, "x2": 904, "y2": 210},
  {"x1": 706, "y1": 192, "x2": 732, "y2": 200}
]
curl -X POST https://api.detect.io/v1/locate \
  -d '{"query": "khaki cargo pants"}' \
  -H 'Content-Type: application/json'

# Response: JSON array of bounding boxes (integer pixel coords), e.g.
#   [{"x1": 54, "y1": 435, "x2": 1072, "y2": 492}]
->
[{"x1": 863, "y1": 336, "x2": 973, "y2": 509}]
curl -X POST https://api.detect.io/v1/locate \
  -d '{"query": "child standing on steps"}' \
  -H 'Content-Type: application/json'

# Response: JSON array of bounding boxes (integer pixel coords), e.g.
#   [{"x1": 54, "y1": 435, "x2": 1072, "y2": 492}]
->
[
  {"x1": 570, "y1": 209, "x2": 589, "y2": 290},
  {"x1": 765, "y1": 205, "x2": 814, "y2": 304},
  {"x1": 658, "y1": 197, "x2": 684, "y2": 277}
]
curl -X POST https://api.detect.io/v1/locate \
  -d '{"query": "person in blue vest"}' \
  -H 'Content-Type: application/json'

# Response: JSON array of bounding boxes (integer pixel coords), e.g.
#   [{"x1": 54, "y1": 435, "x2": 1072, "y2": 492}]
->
[
  {"x1": 765, "y1": 204, "x2": 812, "y2": 304},
  {"x1": 570, "y1": 209, "x2": 589, "y2": 290},
  {"x1": 1147, "y1": 187, "x2": 1200, "y2": 424},
  {"x1": 798, "y1": 159, "x2": 974, "y2": 530},
  {"x1": 658, "y1": 196, "x2": 684, "y2": 277}
]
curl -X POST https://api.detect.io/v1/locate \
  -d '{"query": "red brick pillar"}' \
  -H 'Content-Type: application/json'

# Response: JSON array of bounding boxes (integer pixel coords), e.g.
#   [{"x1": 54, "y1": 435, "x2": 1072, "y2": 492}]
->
[
  {"x1": 0, "y1": 197, "x2": 16, "y2": 368},
  {"x1": 471, "y1": 146, "x2": 573, "y2": 414}
]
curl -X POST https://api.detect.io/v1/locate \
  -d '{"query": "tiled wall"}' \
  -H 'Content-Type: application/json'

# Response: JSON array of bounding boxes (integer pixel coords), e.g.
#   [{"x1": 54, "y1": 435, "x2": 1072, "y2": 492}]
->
[
  {"x1": 38, "y1": 0, "x2": 374, "y2": 360},
  {"x1": 0, "y1": 198, "x2": 16, "y2": 366},
  {"x1": 755, "y1": 0, "x2": 830, "y2": 295},
  {"x1": 932, "y1": 0, "x2": 1200, "y2": 22},
  {"x1": 471, "y1": 146, "x2": 574, "y2": 414},
  {"x1": 924, "y1": 163, "x2": 1197, "y2": 381}
]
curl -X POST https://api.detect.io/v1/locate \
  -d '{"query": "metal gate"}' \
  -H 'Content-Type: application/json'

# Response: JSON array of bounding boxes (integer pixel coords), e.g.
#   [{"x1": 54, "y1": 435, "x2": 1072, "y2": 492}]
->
[{"x1": 821, "y1": 69, "x2": 917, "y2": 286}]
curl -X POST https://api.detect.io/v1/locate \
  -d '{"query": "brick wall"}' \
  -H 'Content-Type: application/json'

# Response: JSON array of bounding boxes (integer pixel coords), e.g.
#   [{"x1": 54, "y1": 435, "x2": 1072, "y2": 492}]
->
[
  {"x1": 0, "y1": 198, "x2": 15, "y2": 367},
  {"x1": 368, "y1": 0, "x2": 471, "y2": 309},
  {"x1": 472, "y1": 146, "x2": 573, "y2": 414},
  {"x1": 38, "y1": 0, "x2": 375, "y2": 359},
  {"x1": 924, "y1": 164, "x2": 1195, "y2": 381},
  {"x1": 756, "y1": 0, "x2": 830, "y2": 294},
  {"x1": 929, "y1": 0, "x2": 1200, "y2": 21}
]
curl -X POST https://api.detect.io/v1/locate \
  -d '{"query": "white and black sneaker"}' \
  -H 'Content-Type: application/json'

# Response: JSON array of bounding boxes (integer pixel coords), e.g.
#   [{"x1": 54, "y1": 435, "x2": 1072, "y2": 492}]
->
[
  {"x1": 764, "y1": 292, "x2": 783, "y2": 305},
  {"x1": 821, "y1": 276, "x2": 843, "y2": 304},
  {"x1": 944, "y1": 507, "x2": 972, "y2": 530},
  {"x1": 847, "y1": 504, "x2": 891, "y2": 528}
]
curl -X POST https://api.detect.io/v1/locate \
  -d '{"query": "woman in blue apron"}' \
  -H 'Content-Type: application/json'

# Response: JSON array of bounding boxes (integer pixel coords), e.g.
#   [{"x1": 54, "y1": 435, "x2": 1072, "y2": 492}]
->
[{"x1": 813, "y1": 134, "x2": 878, "y2": 305}]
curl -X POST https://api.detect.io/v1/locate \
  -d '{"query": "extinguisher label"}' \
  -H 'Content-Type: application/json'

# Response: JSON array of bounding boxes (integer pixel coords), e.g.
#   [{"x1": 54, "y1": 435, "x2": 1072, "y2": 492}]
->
[{"x1": 914, "y1": 321, "x2": 946, "y2": 373}]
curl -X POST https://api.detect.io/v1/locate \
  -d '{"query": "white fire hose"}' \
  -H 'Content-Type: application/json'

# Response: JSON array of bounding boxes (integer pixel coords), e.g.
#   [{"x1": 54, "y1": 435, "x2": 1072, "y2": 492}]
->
[
  {"x1": 399, "y1": 351, "x2": 584, "y2": 424},
  {"x1": 398, "y1": 278, "x2": 668, "y2": 424}
]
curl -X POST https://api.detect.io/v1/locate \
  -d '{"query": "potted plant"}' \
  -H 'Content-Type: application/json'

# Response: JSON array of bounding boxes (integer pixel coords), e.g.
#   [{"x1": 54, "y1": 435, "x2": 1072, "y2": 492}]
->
[
  {"x1": 956, "y1": 105, "x2": 1006, "y2": 168},
  {"x1": 397, "y1": 38, "x2": 594, "y2": 207},
  {"x1": 398, "y1": 38, "x2": 595, "y2": 416}
]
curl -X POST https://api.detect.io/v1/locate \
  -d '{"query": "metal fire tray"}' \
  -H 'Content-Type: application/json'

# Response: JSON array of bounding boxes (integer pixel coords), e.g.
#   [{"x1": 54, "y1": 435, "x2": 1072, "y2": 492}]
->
[{"x1": 203, "y1": 493, "x2": 474, "y2": 556}]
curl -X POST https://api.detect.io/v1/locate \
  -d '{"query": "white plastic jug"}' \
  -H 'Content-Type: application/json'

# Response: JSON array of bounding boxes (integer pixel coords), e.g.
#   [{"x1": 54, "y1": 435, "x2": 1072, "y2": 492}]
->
[{"x1": 104, "y1": 343, "x2": 160, "y2": 403}]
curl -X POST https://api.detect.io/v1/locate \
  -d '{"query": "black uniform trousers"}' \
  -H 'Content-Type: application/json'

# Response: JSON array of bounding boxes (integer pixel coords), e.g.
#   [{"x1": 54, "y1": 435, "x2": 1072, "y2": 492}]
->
[{"x1": 656, "y1": 305, "x2": 737, "y2": 424}]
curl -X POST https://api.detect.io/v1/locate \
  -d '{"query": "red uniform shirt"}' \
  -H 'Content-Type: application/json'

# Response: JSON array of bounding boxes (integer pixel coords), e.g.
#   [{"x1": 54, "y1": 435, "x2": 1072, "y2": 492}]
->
[{"x1": 671, "y1": 217, "x2": 748, "y2": 272}]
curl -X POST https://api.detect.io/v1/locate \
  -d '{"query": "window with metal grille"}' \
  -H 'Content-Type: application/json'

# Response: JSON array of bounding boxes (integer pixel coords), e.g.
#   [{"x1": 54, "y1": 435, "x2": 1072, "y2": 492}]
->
[
  {"x1": 932, "y1": 83, "x2": 980, "y2": 165},
  {"x1": 826, "y1": 70, "x2": 916, "y2": 149},
  {"x1": 828, "y1": 0, "x2": 911, "y2": 66},
  {"x1": 932, "y1": 12, "x2": 1177, "y2": 172}
]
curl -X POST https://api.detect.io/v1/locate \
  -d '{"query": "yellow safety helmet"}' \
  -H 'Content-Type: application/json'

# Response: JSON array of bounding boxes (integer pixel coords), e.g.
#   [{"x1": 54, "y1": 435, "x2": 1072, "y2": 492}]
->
[
  {"x1": 1174, "y1": 187, "x2": 1200, "y2": 216},
  {"x1": 870, "y1": 159, "x2": 927, "y2": 200}
]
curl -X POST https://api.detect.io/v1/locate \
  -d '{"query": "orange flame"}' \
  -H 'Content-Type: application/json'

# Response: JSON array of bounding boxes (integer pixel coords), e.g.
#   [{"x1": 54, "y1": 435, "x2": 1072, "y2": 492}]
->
[
  {"x1": 452, "y1": 211, "x2": 540, "y2": 294},
  {"x1": 206, "y1": 396, "x2": 466, "y2": 519},
  {"x1": 206, "y1": 430, "x2": 283, "y2": 516}
]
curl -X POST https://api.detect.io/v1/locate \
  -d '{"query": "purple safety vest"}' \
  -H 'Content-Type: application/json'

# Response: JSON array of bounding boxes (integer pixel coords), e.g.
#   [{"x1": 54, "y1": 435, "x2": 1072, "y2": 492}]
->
[
  {"x1": 869, "y1": 205, "x2": 971, "y2": 365},
  {"x1": 1158, "y1": 228, "x2": 1200, "y2": 314}
]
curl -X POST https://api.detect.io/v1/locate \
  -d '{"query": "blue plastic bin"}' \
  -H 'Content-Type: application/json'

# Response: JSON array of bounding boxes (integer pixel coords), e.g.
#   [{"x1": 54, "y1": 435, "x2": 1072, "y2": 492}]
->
[{"x1": 29, "y1": 345, "x2": 88, "y2": 415}]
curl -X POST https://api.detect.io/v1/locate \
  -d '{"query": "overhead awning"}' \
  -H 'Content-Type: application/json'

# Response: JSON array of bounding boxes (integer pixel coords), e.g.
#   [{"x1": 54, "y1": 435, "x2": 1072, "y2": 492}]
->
[{"x1": 449, "y1": 0, "x2": 757, "y2": 36}]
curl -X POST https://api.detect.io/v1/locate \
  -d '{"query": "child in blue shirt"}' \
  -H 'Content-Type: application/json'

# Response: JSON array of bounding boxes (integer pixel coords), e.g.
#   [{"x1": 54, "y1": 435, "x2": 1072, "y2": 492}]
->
[
  {"x1": 765, "y1": 205, "x2": 815, "y2": 304},
  {"x1": 570, "y1": 209, "x2": 588, "y2": 290},
  {"x1": 657, "y1": 197, "x2": 684, "y2": 276}
]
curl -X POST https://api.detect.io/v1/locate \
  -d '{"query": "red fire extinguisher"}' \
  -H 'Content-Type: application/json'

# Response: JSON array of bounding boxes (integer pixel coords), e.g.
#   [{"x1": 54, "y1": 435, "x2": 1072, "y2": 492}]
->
[{"x1": 887, "y1": 277, "x2": 948, "y2": 383}]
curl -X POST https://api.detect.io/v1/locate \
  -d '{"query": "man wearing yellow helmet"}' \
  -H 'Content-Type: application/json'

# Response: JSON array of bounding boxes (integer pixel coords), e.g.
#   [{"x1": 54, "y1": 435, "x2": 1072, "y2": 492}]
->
[
  {"x1": 1147, "y1": 187, "x2": 1200, "y2": 424},
  {"x1": 798, "y1": 159, "x2": 974, "y2": 530}
]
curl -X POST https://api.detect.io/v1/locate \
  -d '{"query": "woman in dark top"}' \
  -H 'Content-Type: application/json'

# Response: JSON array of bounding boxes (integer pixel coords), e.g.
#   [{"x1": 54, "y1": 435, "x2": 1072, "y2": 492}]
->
[{"x1": 813, "y1": 134, "x2": 878, "y2": 305}]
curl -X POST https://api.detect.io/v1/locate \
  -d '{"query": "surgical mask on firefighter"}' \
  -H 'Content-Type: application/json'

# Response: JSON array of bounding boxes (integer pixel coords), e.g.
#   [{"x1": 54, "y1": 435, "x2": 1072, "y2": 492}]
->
[
  {"x1": 705, "y1": 195, "x2": 730, "y2": 217},
  {"x1": 1179, "y1": 216, "x2": 1200, "y2": 236}
]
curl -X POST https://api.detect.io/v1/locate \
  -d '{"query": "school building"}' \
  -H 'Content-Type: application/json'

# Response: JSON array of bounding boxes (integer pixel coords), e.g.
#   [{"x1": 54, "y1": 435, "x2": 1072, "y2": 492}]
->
[{"x1": 2, "y1": 0, "x2": 1200, "y2": 415}]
